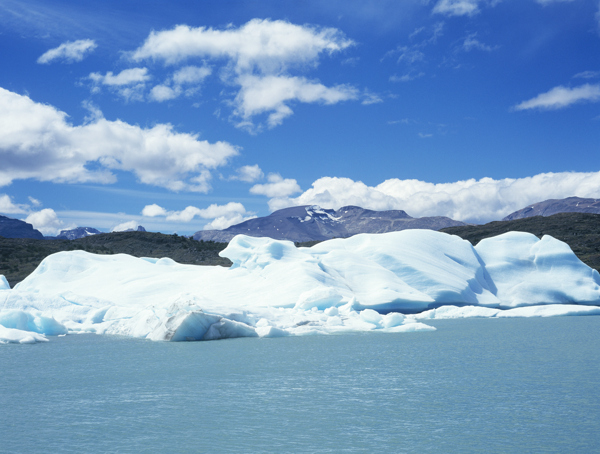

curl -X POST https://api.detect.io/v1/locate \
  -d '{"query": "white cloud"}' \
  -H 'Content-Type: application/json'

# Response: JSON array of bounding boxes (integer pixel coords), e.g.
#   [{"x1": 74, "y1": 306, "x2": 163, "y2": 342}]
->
[
  {"x1": 386, "y1": 45, "x2": 426, "y2": 65},
  {"x1": 131, "y1": 19, "x2": 354, "y2": 70},
  {"x1": 150, "y1": 84, "x2": 181, "y2": 102},
  {"x1": 514, "y1": 83, "x2": 600, "y2": 110},
  {"x1": 362, "y1": 91, "x2": 383, "y2": 105},
  {"x1": 142, "y1": 202, "x2": 254, "y2": 230},
  {"x1": 0, "y1": 194, "x2": 29, "y2": 214},
  {"x1": 234, "y1": 75, "x2": 358, "y2": 130},
  {"x1": 461, "y1": 33, "x2": 498, "y2": 52},
  {"x1": 203, "y1": 214, "x2": 250, "y2": 230},
  {"x1": 0, "y1": 87, "x2": 238, "y2": 192},
  {"x1": 24, "y1": 208, "x2": 65, "y2": 236},
  {"x1": 250, "y1": 173, "x2": 301, "y2": 198},
  {"x1": 142, "y1": 204, "x2": 168, "y2": 217},
  {"x1": 535, "y1": 0, "x2": 575, "y2": 5},
  {"x1": 390, "y1": 72, "x2": 425, "y2": 83},
  {"x1": 149, "y1": 65, "x2": 212, "y2": 103},
  {"x1": 37, "y1": 39, "x2": 97, "y2": 64},
  {"x1": 89, "y1": 68, "x2": 150, "y2": 86},
  {"x1": 28, "y1": 196, "x2": 42, "y2": 207},
  {"x1": 111, "y1": 220, "x2": 143, "y2": 232},
  {"x1": 131, "y1": 19, "x2": 356, "y2": 129},
  {"x1": 574, "y1": 70, "x2": 600, "y2": 79},
  {"x1": 172, "y1": 65, "x2": 212, "y2": 85},
  {"x1": 266, "y1": 172, "x2": 600, "y2": 224},
  {"x1": 88, "y1": 68, "x2": 150, "y2": 101},
  {"x1": 433, "y1": 0, "x2": 481, "y2": 17},
  {"x1": 231, "y1": 164, "x2": 264, "y2": 183}
]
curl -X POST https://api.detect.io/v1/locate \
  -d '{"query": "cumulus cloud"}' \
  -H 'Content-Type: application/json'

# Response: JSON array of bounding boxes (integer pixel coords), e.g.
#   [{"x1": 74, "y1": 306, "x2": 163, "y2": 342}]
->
[
  {"x1": 141, "y1": 202, "x2": 254, "y2": 230},
  {"x1": 266, "y1": 172, "x2": 600, "y2": 224},
  {"x1": 111, "y1": 220, "x2": 143, "y2": 232},
  {"x1": 172, "y1": 65, "x2": 212, "y2": 85},
  {"x1": 130, "y1": 19, "x2": 356, "y2": 130},
  {"x1": 514, "y1": 84, "x2": 600, "y2": 110},
  {"x1": 433, "y1": 0, "x2": 481, "y2": 16},
  {"x1": 250, "y1": 174, "x2": 302, "y2": 198},
  {"x1": 150, "y1": 84, "x2": 180, "y2": 102},
  {"x1": 37, "y1": 39, "x2": 97, "y2": 64},
  {"x1": 149, "y1": 65, "x2": 212, "y2": 102},
  {"x1": 89, "y1": 68, "x2": 150, "y2": 86},
  {"x1": 24, "y1": 208, "x2": 66, "y2": 236},
  {"x1": 131, "y1": 19, "x2": 354, "y2": 69},
  {"x1": 141, "y1": 204, "x2": 168, "y2": 217},
  {"x1": 0, "y1": 87, "x2": 238, "y2": 192},
  {"x1": 234, "y1": 75, "x2": 358, "y2": 130},
  {"x1": 230, "y1": 164, "x2": 264, "y2": 183},
  {"x1": 0, "y1": 194, "x2": 29, "y2": 214},
  {"x1": 88, "y1": 68, "x2": 151, "y2": 101}
]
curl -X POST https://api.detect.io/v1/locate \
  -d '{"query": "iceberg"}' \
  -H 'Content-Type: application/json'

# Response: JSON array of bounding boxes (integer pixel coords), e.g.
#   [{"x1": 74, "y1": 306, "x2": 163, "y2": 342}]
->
[{"x1": 1, "y1": 230, "x2": 599, "y2": 343}]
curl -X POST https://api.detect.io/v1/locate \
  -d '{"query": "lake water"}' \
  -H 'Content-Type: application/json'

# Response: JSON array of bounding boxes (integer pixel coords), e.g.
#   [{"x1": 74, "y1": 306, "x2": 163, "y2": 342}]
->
[{"x1": 1, "y1": 316, "x2": 599, "y2": 453}]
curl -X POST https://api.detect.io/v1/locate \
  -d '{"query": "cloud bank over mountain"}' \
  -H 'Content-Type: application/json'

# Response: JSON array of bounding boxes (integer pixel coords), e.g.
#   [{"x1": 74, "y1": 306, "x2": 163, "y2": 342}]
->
[{"x1": 268, "y1": 172, "x2": 600, "y2": 224}]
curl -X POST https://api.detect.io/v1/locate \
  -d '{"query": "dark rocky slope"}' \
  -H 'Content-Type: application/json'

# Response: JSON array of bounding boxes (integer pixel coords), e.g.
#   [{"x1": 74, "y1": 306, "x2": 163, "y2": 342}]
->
[{"x1": 0, "y1": 215, "x2": 44, "y2": 240}]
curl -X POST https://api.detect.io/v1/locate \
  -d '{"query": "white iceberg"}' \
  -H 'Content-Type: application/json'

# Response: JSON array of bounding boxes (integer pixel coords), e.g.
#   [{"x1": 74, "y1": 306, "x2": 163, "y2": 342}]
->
[{"x1": 1, "y1": 230, "x2": 599, "y2": 342}]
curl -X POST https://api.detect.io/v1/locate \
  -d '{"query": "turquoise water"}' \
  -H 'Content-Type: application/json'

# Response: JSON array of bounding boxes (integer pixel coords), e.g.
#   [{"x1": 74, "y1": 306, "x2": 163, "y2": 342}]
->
[{"x1": 1, "y1": 316, "x2": 599, "y2": 453}]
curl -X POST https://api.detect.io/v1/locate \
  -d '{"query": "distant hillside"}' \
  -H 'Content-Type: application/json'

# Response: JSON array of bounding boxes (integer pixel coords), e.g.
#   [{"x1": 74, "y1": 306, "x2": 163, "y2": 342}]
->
[
  {"x1": 503, "y1": 196, "x2": 600, "y2": 220},
  {"x1": 194, "y1": 205, "x2": 466, "y2": 242},
  {"x1": 56, "y1": 227, "x2": 102, "y2": 240},
  {"x1": 0, "y1": 215, "x2": 44, "y2": 239},
  {"x1": 0, "y1": 231, "x2": 230, "y2": 288},
  {"x1": 441, "y1": 212, "x2": 600, "y2": 272}
]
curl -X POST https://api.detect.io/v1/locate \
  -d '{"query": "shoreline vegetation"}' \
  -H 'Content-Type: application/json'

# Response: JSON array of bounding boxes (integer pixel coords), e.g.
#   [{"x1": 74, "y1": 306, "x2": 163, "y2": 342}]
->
[{"x1": 1, "y1": 212, "x2": 599, "y2": 288}]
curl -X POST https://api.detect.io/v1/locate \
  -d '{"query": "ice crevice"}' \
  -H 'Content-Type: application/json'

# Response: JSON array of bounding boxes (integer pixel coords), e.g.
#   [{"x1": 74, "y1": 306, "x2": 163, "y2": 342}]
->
[{"x1": 1, "y1": 230, "x2": 600, "y2": 343}]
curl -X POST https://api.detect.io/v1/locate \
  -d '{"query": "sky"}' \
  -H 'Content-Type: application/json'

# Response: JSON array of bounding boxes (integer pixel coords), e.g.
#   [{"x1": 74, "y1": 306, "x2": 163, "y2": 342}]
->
[{"x1": 1, "y1": 0, "x2": 599, "y2": 236}]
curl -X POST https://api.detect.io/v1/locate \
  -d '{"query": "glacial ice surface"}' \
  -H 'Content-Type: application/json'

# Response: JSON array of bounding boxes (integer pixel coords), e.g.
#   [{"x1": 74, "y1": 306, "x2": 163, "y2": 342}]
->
[{"x1": 1, "y1": 230, "x2": 599, "y2": 343}]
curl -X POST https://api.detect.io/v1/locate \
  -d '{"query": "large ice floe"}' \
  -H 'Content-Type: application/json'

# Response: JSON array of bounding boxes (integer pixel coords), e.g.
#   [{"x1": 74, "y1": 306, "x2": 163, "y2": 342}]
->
[{"x1": 1, "y1": 230, "x2": 600, "y2": 343}]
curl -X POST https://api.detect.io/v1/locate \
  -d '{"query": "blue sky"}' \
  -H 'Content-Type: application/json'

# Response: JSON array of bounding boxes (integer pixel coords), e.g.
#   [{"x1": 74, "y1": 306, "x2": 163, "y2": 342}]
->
[{"x1": 1, "y1": 0, "x2": 599, "y2": 236}]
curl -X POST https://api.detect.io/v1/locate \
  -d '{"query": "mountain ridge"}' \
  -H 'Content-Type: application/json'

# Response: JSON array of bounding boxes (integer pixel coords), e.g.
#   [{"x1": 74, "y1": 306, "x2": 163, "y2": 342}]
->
[
  {"x1": 194, "y1": 205, "x2": 466, "y2": 242},
  {"x1": 503, "y1": 196, "x2": 600, "y2": 221},
  {"x1": 0, "y1": 215, "x2": 44, "y2": 240}
]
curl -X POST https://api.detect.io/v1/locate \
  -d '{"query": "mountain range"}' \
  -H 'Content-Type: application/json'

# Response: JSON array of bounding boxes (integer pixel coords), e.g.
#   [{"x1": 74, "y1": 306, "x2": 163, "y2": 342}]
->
[
  {"x1": 193, "y1": 205, "x2": 466, "y2": 243},
  {"x1": 2, "y1": 197, "x2": 600, "y2": 242},
  {"x1": 56, "y1": 227, "x2": 102, "y2": 240},
  {"x1": 503, "y1": 196, "x2": 600, "y2": 221},
  {"x1": 0, "y1": 215, "x2": 44, "y2": 239}
]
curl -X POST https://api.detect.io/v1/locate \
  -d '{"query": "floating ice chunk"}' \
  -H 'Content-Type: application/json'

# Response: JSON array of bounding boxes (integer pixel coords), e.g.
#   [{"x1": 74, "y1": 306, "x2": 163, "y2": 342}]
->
[
  {"x1": 414, "y1": 305, "x2": 501, "y2": 319},
  {"x1": 475, "y1": 232, "x2": 600, "y2": 308},
  {"x1": 295, "y1": 287, "x2": 345, "y2": 311},
  {"x1": 256, "y1": 325, "x2": 289, "y2": 338},
  {"x1": 3, "y1": 230, "x2": 599, "y2": 343},
  {"x1": 203, "y1": 318, "x2": 257, "y2": 341},
  {"x1": 324, "y1": 307, "x2": 339, "y2": 316},
  {"x1": 0, "y1": 309, "x2": 67, "y2": 335},
  {"x1": 382, "y1": 312, "x2": 405, "y2": 328},
  {"x1": 0, "y1": 275, "x2": 9, "y2": 290},
  {"x1": 497, "y1": 304, "x2": 600, "y2": 318},
  {"x1": 360, "y1": 309, "x2": 383, "y2": 326},
  {"x1": 147, "y1": 310, "x2": 222, "y2": 341},
  {"x1": 384, "y1": 322, "x2": 436, "y2": 333},
  {"x1": 0, "y1": 325, "x2": 48, "y2": 344}
]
